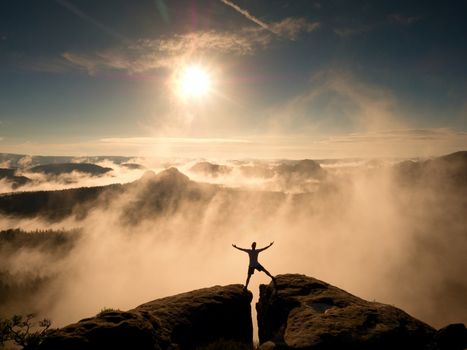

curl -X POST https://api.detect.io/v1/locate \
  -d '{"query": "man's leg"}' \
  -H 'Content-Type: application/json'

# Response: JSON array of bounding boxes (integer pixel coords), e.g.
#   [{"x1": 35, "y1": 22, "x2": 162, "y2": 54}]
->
[
  {"x1": 262, "y1": 267, "x2": 277, "y2": 286},
  {"x1": 244, "y1": 266, "x2": 254, "y2": 290},
  {"x1": 244, "y1": 272, "x2": 252, "y2": 290}
]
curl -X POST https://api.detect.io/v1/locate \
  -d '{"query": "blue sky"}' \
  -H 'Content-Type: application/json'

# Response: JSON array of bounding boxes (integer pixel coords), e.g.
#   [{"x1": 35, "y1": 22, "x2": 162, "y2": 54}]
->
[{"x1": 0, "y1": 0, "x2": 466, "y2": 158}]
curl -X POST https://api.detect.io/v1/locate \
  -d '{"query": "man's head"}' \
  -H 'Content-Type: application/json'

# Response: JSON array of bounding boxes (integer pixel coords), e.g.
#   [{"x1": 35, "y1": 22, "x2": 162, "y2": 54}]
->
[{"x1": 251, "y1": 242, "x2": 256, "y2": 249}]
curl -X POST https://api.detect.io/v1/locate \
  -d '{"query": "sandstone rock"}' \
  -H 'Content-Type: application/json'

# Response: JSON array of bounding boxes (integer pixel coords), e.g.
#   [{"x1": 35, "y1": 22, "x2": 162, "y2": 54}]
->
[
  {"x1": 39, "y1": 284, "x2": 252, "y2": 350},
  {"x1": 257, "y1": 274, "x2": 436, "y2": 350},
  {"x1": 435, "y1": 323, "x2": 467, "y2": 350}
]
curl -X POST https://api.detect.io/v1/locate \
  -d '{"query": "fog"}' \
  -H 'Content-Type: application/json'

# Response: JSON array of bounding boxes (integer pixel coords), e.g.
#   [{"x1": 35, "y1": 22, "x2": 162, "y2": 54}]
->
[
  {"x1": 0, "y1": 155, "x2": 466, "y2": 336},
  {"x1": 0, "y1": 159, "x2": 151, "y2": 194}
]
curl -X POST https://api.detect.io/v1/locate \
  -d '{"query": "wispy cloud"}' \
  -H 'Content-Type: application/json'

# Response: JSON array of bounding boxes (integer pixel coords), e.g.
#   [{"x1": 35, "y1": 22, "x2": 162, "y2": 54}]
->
[
  {"x1": 61, "y1": 15, "x2": 319, "y2": 75},
  {"x1": 220, "y1": 0, "x2": 271, "y2": 33},
  {"x1": 62, "y1": 53, "x2": 102, "y2": 75},
  {"x1": 267, "y1": 69, "x2": 405, "y2": 135},
  {"x1": 388, "y1": 13, "x2": 422, "y2": 25},
  {"x1": 52, "y1": 1, "x2": 319, "y2": 75},
  {"x1": 319, "y1": 129, "x2": 467, "y2": 144},
  {"x1": 1, "y1": 130, "x2": 465, "y2": 159},
  {"x1": 99, "y1": 137, "x2": 251, "y2": 144},
  {"x1": 272, "y1": 17, "x2": 320, "y2": 40},
  {"x1": 62, "y1": 29, "x2": 271, "y2": 74},
  {"x1": 312, "y1": 128, "x2": 467, "y2": 157},
  {"x1": 96, "y1": 130, "x2": 467, "y2": 158},
  {"x1": 220, "y1": 0, "x2": 319, "y2": 39}
]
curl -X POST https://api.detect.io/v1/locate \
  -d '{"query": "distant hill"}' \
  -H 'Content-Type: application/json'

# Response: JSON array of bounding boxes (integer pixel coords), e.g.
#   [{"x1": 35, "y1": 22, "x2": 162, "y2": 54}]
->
[
  {"x1": 1, "y1": 152, "x2": 465, "y2": 223},
  {"x1": 0, "y1": 168, "x2": 199, "y2": 221},
  {"x1": 190, "y1": 159, "x2": 327, "y2": 180},
  {"x1": 0, "y1": 168, "x2": 31, "y2": 189},
  {"x1": 120, "y1": 168, "x2": 219, "y2": 225},
  {"x1": 190, "y1": 161, "x2": 232, "y2": 177},
  {"x1": 0, "y1": 153, "x2": 26, "y2": 167},
  {"x1": 276, "y1": 159, "x2": 326, "y2": 179},
  {"x1": 394, "y1": 151, "x2": 467, "y2": 187},
  {"x1": 29, "y1": 163, "x2": 113, "y2": 176},
  {"x1": 121, "y1": 163, "x2": 145, "y2": 170},
  {"x1": 0, "y1": 183, "x2": 123, "y2": 220},
  {"x1": 0, "y1": 167, "x2": 285, "y2": 223},
  {"x1": 0, "y1": 169, "x2": 16, "y2": 178},
  {"x1": 0, "y1": 153, "x2": 132, "y2": 168}
]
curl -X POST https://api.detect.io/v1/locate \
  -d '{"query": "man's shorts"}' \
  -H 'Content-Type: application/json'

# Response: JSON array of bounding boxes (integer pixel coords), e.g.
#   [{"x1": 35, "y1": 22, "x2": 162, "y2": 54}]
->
[{"x1": 248, "y1": 264, "x2": 265, "y2": 275}]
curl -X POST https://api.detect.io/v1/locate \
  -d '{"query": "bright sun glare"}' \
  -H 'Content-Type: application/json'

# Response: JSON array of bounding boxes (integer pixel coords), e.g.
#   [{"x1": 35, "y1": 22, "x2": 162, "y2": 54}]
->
[{"x1": 176, "y1": 65, "x2": 211, "y2": 98}]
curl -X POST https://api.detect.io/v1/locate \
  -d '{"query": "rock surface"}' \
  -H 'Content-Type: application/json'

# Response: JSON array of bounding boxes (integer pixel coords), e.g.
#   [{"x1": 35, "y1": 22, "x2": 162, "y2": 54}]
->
[
  {"x1": 38, "y1": 284, "x2": 253, "y2": 350},
  {"x1": 435, "y1": 323, "x2": 467, "y2": 350},
  {"x1": 257, "y1": 274, "x2": 437, "y2": 350},
  {"x1": 32, "y1": 273, "x2": 466, "y2": 349}
]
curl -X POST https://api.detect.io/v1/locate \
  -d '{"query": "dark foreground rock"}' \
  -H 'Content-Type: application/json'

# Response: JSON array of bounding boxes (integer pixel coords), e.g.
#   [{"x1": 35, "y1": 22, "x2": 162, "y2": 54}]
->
[
  {"x1": 38, "y1": 284, "x2": 253, "y2": 350},
  {"x1": 435, "y1": 323, "x2": 467, "y2": 350},
  {"x1": 35, "y1": 274, "x2": 465, "y2": 350},
  {"x1": 257, "y1": 274, "x2": 437, "y2": 350}
]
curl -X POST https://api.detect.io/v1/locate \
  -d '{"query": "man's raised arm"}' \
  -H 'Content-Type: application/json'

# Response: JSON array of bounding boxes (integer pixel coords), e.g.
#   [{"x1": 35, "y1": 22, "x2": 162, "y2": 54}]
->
[
  {"x1": 232, "y1": 244, "x2": 248, "y2": 252},
  {"x1": 258, "y1": 241, "x2": 274, "y2": 252}
]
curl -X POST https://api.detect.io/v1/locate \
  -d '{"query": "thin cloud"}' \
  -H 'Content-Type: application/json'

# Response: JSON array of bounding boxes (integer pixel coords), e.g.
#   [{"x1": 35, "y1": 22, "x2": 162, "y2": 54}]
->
[
  {"x1": 62, "y1": 29, "x2": 271, "y2": 74},
  {"x1": 220, "y1": 0, "x2": 271, "y2": 33},
  {"x1": 220, "y1": 0, "x2": 319, "y2": 39},
  {"x1": 99, "y1": 137, "x2": 251, "y2": 144},
  {"x1": 320, "y1": 129, "x2": 467, "y2": 144},
  {"x1": 272, "y1": 17, "x2": 320, "y2": 40},
  {"x1": 389, "y1": 13, "x2": 422, "y2": 25},
  {"x1": 62, "y1": 18, "x2": 318, "y2": 75},
  {"x1": 311, "y1": 128, "x2": 467, "y2": 157},
  {"x1": 62, "y1": 53, "x2": 102, "y2": 75},
  {"x1": 53, "y1": 1, "x2": 318, "y2": 75},
  {"x1": 267, "y1": 69, "x2": 404, "y2": 135},
  {"x1": 59, "y1": 18, "x2": 320, "y2": 75}
]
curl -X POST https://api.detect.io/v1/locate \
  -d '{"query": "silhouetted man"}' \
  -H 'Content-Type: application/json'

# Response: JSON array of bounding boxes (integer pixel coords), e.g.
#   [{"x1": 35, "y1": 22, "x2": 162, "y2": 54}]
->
[{"x1": 232, "y1": 241, "x2": 276, "y2": 290}]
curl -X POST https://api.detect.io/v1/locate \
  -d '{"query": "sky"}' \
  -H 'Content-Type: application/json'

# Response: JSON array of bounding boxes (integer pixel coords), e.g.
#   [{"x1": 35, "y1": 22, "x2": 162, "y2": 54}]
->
[{"x1": 0, "y1": 0, "x2": 466, "y2": 158}]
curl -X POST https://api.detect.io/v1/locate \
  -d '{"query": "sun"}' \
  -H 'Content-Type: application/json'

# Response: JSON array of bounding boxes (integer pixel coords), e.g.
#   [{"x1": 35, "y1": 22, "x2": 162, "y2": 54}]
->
[{"x1": 175, "y1": 65, "x2": 212, "y2": 99}]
